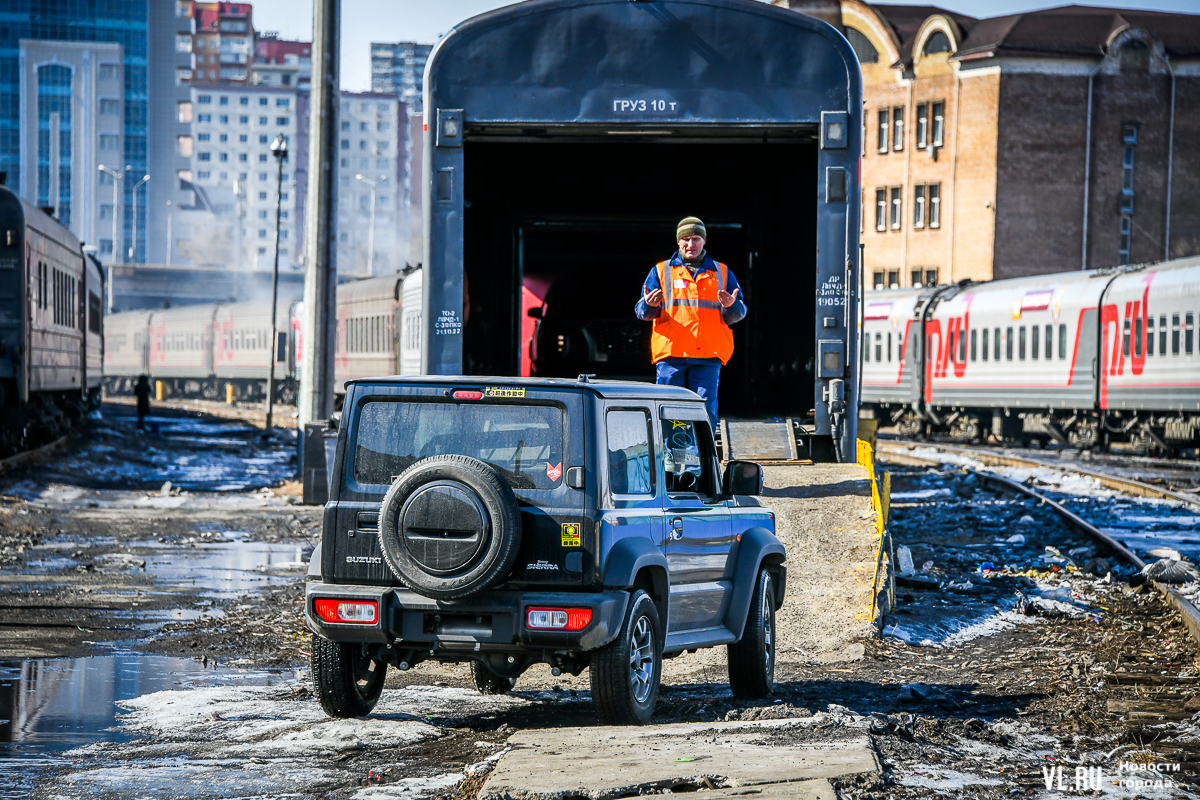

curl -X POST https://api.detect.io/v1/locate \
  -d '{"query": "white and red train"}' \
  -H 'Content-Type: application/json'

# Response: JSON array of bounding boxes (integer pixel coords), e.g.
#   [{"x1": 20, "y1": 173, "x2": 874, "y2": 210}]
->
[
  {"x1": 104, "y1": 268, "x2": 425, "y2": 404},
  {"x1": 862, "y1": 256, "x2": 1200, "y2": 453}
]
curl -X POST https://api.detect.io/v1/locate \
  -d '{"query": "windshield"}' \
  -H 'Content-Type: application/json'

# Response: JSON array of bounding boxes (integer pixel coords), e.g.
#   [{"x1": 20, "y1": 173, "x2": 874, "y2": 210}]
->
[{"x1": 353, "y1": 400, "x2": 565, "y2": 489}]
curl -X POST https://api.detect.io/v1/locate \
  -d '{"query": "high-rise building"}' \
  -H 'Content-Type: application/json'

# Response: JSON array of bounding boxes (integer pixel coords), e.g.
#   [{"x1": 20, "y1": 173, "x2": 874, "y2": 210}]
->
[
  {"x1": 0, "y1": 2, "x2": 148, "y2": 259},
  {"x1": 188, "y1": 2, "x2": 255, "y2": 85},
  {"x1": 16, "y1": 41, "x2": 124, "y2": 256},
  {"x1": 175, "y1": 85, "x2": 302, "y2": 271},
  {"x1": 336, "y1": 92, "x2": 406, "y2": 277},
  {"x1": 254, "y1": 34, "x2": 311, "y2": 88},
  {"x1": 370, "y1": 42, "x2": 433, "y2": 111}
]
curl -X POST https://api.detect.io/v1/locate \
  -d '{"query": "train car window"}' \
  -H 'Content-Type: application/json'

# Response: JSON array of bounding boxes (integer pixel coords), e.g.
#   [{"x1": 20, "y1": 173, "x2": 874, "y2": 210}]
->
[
  {"x1": 1018, "y1": 326, "x2": 1026, "y2": 360},
  {"x1": 957, "y1": 329, "x2": 966, "y2": 363},
  {"x1": 1122, "y1": 319, "x2": 1131, "y2": 358},
  {"x1": 969, "y1": 329, "x2": 976, "y2": 362},
  {"x1": 863, "y1": 335, "x2": 869, "y2": 362},
  {"x1": 1031, "y1": 326, "x2": 1039, "y2": 360},
  {"x1": 1045, "y1": 325, "x2": 1053, "y2": 360},
  {"x1": 1147, "y1": 317, "x2": 1154, "y2": 356},
  {"x1": 88, "y1": 292, "x2": 101, "y2": 334},
  {"x1": 898, "y1": 338, "x2": 904, "y2": 362},
  {"x1": 1058, "y1": 324, "x2": 1066, "y2": 359},
  {"x1": 1134, "y1": 316, "x2": 1143, "y2": 358},
  {"x1": 1172, "y1": 314, "x2": 1180, "y2": 355},
  {"x1": 1187, "y1": 313, "x2": 1195, "y2": 355},
  {"x1": 995, "y1": 328, "x2": 1002, "y2": 361},
  {"x1": 874, "y1": 332, "x2": 881, "y2": 362},
  {"x1": 982, "y1": 329, "x2": 988, "y2": 361},
  {"x1": 1006, "y1": 327, "x2": 1013, "y2": 361},
  {"x1": 887, "y1": 333, "x2": 892, "y2": 362},
  {"x1": 1159, "y1": 315, "x2": 1167, "y2": 355}
]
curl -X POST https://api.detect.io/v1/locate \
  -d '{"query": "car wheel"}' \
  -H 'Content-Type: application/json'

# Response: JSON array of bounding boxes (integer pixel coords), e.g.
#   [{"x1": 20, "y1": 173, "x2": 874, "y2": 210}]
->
[
  {"x1": 311, "y1": 634, "x2": 387, "y2": 718},
  {"x1": 727, "y1": 569, "x2": 775, "y2": 699},
  {"x1": 590, "y1": 589, "x2": 661, "y2": 725},
  {"x1": 471, "y1": 661, "x2": 516, "y2": 695},
  {"x1": 377, "y1": 454, "x2": 523, "y2": 600}
]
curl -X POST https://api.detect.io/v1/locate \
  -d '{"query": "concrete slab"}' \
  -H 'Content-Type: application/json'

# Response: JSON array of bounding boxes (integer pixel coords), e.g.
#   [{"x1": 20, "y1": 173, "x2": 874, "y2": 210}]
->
[
  {"x1": 684, "y1": 780, "x2": 837, "y2": 799},
  {"x1": 480, "y1": 720, "x2": 879, "y2": 800}
]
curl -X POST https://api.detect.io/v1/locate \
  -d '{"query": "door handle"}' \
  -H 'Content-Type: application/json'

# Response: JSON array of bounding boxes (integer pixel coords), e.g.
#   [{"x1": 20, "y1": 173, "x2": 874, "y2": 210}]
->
[{"x1": 669, "y1": 516, "x2": 683, "y2": 540}]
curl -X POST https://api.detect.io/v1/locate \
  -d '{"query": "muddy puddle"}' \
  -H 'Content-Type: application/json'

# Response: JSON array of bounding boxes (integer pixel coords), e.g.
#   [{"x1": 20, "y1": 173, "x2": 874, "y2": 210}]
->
[
  {"x1": 0, "y1": 654, "x2": 294, "y2": 800},
  {"x1": 7, "y1": 404, "x2": 297, "y2": 503}
]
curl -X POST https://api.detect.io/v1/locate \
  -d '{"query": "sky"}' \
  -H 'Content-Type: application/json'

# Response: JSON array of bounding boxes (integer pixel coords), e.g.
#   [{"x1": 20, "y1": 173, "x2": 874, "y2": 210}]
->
[{"x1": 248, "y1": 0, "x2": 1200, "y2": 93}]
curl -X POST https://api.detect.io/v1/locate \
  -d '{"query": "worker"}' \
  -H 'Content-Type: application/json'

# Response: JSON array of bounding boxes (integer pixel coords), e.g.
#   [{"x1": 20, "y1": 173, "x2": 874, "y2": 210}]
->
[
  {"x1": 635, "y1": 217, "x2": 746, "y2": 429},
  {"x1": 133, "y1": 375, "x2": 152, "y2": 431}
]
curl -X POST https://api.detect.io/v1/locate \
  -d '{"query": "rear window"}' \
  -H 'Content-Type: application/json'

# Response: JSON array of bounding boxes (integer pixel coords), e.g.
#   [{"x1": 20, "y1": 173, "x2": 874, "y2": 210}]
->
[{"x1": 353, "y1": 401, "x2": 564, "y2": 489}]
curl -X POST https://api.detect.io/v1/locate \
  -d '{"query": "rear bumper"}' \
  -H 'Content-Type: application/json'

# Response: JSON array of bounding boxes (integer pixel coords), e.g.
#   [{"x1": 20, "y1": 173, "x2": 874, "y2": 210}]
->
[{"x1": 305, "y1": 581, "x2": 629, "y2": 653}]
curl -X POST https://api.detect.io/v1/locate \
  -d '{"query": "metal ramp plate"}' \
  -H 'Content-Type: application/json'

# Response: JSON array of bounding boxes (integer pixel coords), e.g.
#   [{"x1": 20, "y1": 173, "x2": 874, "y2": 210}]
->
[{"x1": 722, "y1": 419, "x2": 799, "y2": 461}]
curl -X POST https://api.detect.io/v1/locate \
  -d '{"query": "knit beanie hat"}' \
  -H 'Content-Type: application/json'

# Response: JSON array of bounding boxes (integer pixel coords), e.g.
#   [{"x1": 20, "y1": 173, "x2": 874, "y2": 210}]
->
[{"x1": 676, "y1": 216, "x2": 706, "y2": 241}]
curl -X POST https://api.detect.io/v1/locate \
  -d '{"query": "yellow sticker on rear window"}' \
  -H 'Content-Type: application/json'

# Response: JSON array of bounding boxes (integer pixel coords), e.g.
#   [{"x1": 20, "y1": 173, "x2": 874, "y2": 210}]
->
[
  {"x1": 484, "y1": 386, "x2": 525, "y2": 398},
  {"x1": 561, "y1": 522, "x2": 581, "y2": 547}
]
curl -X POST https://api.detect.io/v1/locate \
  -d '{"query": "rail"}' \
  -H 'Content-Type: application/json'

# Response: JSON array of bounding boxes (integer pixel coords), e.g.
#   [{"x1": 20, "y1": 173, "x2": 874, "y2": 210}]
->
[
  {"x1": 876, "y1": 445, "x2": 1200, "y2": 648},
  {"x1": 0, "y1": 435, "x2": 70, "y2": 474},
  {"x1": 878, "y1": 440, "x2": 1200, "y2": 508}
]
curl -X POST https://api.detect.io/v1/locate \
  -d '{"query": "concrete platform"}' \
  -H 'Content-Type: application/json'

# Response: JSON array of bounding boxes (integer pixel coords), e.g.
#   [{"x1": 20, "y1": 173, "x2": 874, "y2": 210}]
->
[{"x1": 480, "y1": 720, "x2": 877, "y2": 800}]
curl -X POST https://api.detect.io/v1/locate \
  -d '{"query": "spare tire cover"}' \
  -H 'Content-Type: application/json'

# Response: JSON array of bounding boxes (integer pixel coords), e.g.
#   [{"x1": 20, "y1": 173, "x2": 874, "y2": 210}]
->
[{"x1": 378, "y1": 454, "x2": 522, "y2": 600}]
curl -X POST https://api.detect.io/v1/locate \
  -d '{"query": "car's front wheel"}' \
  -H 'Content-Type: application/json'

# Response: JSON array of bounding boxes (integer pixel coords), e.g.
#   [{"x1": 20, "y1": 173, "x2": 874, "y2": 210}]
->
[
  {"x1": 727, "y1": 568, "x2": 776, "y2": 699},
  {"x1": 311, "y1": 634, "x2": 388, "y2": 717},
  {"x1": 590, "y1": 589, "x2": 661, "y2": 725}
]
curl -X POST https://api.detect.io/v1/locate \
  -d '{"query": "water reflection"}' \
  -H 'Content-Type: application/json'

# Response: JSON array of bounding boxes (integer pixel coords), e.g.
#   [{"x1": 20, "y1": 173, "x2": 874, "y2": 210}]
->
[{"x1": 0, "y1": 654, "x2": 288, "y2": 800}]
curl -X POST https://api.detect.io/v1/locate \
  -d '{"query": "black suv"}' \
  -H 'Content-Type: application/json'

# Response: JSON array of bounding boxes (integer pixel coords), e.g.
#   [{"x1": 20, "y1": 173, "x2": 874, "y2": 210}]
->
[{"x1": 306, "y1": 376, "x2": 785, "y2": 725}]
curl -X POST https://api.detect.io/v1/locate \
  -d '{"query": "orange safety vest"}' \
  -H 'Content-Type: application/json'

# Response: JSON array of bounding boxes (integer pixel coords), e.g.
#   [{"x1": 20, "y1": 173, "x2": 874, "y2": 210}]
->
[{"x1": 650, "y1": 260, "x2": 735, "y2": 365}]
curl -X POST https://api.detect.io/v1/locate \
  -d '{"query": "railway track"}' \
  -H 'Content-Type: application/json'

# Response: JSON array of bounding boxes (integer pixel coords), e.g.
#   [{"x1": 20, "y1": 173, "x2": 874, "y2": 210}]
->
[
  {"x1": 879, "y1": 438, "x2": 1200, "y2": 507},
  {"x1": 877, "y1": 442, "x2": 1200, "y2": 649}
]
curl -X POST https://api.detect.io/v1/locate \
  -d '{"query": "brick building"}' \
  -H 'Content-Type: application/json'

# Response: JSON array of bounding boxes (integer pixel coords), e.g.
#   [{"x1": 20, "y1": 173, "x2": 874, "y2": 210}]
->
[{"x1": 776, "y1": 1, "x2": 1200, "y2": 288}]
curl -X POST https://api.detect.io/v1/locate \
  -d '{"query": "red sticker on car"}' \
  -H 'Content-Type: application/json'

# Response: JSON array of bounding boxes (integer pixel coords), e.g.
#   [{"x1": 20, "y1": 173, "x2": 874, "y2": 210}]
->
[{"x1": 546, "y1": 462, "x2": 562, "y2": 481}]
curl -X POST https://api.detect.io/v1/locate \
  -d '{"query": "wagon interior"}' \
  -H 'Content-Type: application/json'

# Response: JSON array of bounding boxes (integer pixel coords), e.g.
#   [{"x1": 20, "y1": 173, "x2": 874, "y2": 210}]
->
[{"x1": 461, "y1": 136, "x2": 819, "y2": 419}]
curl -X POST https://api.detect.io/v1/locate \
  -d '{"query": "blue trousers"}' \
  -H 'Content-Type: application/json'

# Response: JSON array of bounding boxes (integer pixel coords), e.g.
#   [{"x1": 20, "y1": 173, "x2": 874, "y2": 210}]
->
[{"x1": 656, "y1": 359, "x2": 721, "y2": 430}]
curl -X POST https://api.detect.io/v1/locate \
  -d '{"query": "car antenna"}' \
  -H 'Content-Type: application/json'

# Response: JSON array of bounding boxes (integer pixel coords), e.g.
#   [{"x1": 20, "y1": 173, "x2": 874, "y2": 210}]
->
[{"x1": 577, "y1": 374, "x2": 596, "y2": 383}]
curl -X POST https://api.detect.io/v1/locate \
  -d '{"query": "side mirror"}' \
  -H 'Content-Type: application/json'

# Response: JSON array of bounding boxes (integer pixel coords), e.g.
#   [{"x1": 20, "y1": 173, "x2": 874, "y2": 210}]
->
[
  {"x1": 527, "y1": 307, "x2": 544, "y2": 319},
  {"x1": 722, "y1": 460, "x2": 763, "y2": 497},
  {"x1": 328, "y1": 411, "x2": 341, "y2": 431}
]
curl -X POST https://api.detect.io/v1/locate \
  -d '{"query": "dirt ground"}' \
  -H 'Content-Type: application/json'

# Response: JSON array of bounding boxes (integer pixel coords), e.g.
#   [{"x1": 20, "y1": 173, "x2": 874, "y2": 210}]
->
[{"x1": 3, "y1": 408, "x2": 1200, "y2": 798}]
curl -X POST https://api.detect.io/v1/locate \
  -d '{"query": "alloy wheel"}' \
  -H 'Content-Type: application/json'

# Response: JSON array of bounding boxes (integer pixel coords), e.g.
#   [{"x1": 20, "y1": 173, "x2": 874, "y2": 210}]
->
[{"x1": 628, "y1": 615, "x2": 655, "y2": 704}]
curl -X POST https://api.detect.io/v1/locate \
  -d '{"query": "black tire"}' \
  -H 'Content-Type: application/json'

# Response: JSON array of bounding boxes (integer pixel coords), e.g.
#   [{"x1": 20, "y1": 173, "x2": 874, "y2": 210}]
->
[
  {"x1": 471, "y1": 661, "x2": 515, "y2": 695},
  {"x1": 590, "y1": 590, "x2": 662, "y2": 725},
  {"x1": 378, "y1": 454, "x2": 522, "y2": 600},
  {"x1": 311, "y1": 634, "x2": 387, "y2": 718},
  {"x1": 728, "y1": 569, "x2": 776, "y2": 699}
]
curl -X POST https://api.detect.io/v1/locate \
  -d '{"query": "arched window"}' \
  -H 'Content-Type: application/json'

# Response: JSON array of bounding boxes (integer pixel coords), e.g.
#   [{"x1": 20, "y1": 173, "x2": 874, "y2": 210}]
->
[
  {"x1": 923, "y1": 31, "x2": 952, "y2": 56},
  {"x1": 845, "y1": 27, "x2": 879, "y2": 64},
  {"x1": 1120, "y1": 39, "x2": 1150, "y2": 72}
]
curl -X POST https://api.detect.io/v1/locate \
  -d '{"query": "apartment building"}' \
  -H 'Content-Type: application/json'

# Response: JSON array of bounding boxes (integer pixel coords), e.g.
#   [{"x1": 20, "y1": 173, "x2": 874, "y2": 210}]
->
[
  {"x1": 176, "y1": 85, "x2": 300, "y2": 271},
  {"x1": 336, "y1": 92, "x2": 407, "y2": 277},
  {"x1": 370, "y1": 42, "x2": 432, "y2": 111}
]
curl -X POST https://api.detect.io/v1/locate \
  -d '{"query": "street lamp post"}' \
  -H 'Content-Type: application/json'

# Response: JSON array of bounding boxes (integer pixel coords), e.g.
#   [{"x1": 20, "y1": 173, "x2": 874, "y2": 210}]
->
[
  {"x1": 128, "y1": 173, "x2": 149, "y2": 263},
  {"x1": 354, "y1": 173, "x2": 387, "y2": 277},
  {"x1": 264, "y1": 133, "x2": 288, "y2": 436},
  {"x1": 97, "y1": 164, "x2": 124, "y2": 312}
]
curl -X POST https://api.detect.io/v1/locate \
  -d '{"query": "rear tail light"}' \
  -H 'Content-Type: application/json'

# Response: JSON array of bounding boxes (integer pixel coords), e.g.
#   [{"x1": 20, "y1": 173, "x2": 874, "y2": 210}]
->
[
  {"x1": 452, "y1": 390, "x2": 484, "y2": 400},
  {"x1": 314, "y1": 598, "x2": 378, "y2": 624},
  {"x1": 527, "y1": 607, "x2": 592, "y2": 631}
]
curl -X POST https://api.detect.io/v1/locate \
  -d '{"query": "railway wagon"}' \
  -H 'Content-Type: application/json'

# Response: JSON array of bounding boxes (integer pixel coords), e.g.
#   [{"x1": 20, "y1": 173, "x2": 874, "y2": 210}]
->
[
  {"x1": 0, "y1": 185, "x2": 102, "y2": 450},
  {"x1": 861, "y1": 255, "x2": 1200, "y2": 452},
  {"x1": 333, "y1": 273, "x2": 405, "y2": 389},
  {"x1": 146, "y1": 303, "x2": 217, "y2": 394},
  {"x1": 1101, "y1": 258, "x2": 1200, "y2": 447},
  {"x1": 418, "y1": 0, "x2": 862, "y2": 462},
  {"x1": 860, "y1": 287, "x2": 926, "y2": 435}
]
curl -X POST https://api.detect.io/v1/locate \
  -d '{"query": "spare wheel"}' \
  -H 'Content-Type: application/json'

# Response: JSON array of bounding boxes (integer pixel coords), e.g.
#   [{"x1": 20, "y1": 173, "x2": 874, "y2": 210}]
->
[{"x1": 378, "y1": 454, "x2": 522, "y2": 600}]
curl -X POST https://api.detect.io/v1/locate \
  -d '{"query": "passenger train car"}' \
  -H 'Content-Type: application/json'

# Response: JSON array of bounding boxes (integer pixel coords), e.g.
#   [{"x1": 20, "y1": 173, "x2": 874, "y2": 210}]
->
[
  {"x1": 861, "y1": 256, "x2": 1200, "y2": 452},
  {"x1": 0, "y1": 185, "x2": 103, "y2": 451},
  {"x1": 105, "y1": 268, "x2": 424, "y2": 403}
]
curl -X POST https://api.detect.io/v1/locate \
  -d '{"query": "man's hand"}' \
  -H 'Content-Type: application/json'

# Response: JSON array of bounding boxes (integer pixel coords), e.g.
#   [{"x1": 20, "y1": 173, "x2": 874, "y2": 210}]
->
[
  {"x1": 644, "y1": 287, "x2": 664, "y2": 308},
  {"x1": 718, "y1": 287, "x2": 740, "y2": 308}
]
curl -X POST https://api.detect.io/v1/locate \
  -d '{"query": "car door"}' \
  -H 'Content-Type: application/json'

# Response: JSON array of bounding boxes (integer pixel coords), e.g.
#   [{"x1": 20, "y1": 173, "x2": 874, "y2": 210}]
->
[{"x1": 658, "y1": 404, "x2": 732, "y2": 633}]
